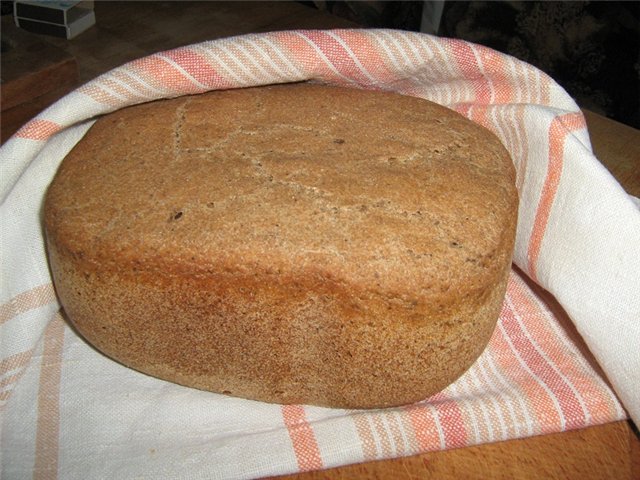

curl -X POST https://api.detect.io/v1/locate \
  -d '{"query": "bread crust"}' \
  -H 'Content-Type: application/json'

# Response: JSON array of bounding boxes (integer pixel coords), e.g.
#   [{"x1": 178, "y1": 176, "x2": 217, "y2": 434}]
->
[{"x1": 44, "y1": 84, "x2": 518, "y2": 408}]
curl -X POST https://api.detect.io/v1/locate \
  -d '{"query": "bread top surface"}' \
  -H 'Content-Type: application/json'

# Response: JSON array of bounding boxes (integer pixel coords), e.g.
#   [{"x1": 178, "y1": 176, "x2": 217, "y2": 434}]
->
[{"x1": 45, "y1": 83, "x2": 517, "y2": 303}]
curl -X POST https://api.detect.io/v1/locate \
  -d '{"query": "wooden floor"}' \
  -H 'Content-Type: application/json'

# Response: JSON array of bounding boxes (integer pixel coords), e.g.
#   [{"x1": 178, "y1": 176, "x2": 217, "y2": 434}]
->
[{"x1": 2, "y1": 2, "x2": 639, "y2": 478}]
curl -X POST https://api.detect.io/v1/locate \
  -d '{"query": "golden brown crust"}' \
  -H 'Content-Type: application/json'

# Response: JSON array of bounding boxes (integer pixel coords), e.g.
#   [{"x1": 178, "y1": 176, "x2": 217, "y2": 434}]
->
[{"x1": 44, "y1": 83, "x2": 518, "y2": 408}]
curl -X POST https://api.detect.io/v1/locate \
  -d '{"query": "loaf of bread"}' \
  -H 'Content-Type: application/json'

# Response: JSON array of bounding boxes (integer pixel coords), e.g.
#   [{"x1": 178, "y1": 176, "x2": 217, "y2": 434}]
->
[{"x1": 44, "y1": 83, "x2": 518, "y2": 409}]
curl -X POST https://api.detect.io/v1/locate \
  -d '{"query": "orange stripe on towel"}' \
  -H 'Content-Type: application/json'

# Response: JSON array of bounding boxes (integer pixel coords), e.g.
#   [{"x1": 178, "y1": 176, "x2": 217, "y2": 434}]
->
[
  {"x1": 504, "y1": 282, "x2": 587, "y2": 430},
  {"x1": 352, "y1": 412, "x2": 379, "y2": 460},
  {"x1": 0, "y1": 283, "x2": 57, "y2": 326},
  {"x1": 404, "y1": 402, "x2": 445, "y2": 451},
  {"x1": 527, "y1": 112, "x2": 586, "y2": 280},
  {"x1": 433, "y1": 398, "x2": 469, "y2": 449},
  {"x1": 282, "y1": 404, "x2": 323, "y2": 472},
  {"x1": 508, "y1": 274, "x2": 621, "y2": 423},
  {"x1": 449, "y1": 40, "x2": 514, "y2": 106},
  {"x1": 14, "y1": 119, "x2": 62, "y2": 142},
  {"x1": 159, "y1": 48, "x2": 233, "y2": 90},
  {"x1": 33, "y1": 312, "x2": 66, "y2": 480},
  {"x1": 0, "y1": 349, "x2": 36, "y2": 409},
  {"x1": 281, "y1": 30, "x2": 388, "y2": 86},
  {"x1": 0, "y1": 349, "x2": 35, "y2": 378}
]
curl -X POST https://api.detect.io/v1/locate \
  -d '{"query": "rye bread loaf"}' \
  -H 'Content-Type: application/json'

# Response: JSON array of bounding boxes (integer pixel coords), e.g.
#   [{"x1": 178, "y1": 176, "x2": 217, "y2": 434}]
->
[{"x1": 44, "y1": 83, "x2": 518, "y2": 409}]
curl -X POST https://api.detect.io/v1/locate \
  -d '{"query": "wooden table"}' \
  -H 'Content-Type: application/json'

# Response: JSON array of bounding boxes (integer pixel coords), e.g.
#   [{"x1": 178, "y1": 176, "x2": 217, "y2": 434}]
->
[{"x1": 2, "y1": 2, "x2": 638, "y2": 478}]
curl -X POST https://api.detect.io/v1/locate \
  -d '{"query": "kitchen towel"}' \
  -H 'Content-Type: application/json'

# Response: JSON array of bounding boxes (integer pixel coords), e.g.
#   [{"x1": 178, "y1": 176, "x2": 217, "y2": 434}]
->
[{"x1": 1, "y1": 29, "x2": 638, "y2": 479}]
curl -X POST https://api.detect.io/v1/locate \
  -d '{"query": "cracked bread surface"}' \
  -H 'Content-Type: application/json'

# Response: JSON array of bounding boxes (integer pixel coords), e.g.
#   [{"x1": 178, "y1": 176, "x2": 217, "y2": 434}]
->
[{"x1": 44, "y1": 83, "x2": 518, "y2": 408}]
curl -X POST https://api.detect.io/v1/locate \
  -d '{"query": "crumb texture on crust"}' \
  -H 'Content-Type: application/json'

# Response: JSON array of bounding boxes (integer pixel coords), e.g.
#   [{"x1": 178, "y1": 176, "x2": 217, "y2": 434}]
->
[{"x1": 44, "y1": 83, "x2": 518, "y2": 408}]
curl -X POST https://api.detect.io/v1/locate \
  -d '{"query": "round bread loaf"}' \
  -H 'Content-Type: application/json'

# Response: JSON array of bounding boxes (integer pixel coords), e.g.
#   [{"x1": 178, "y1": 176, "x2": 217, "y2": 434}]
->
[{"x1": 44, "y1": 83, "x2": 518, "y2": 409}]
